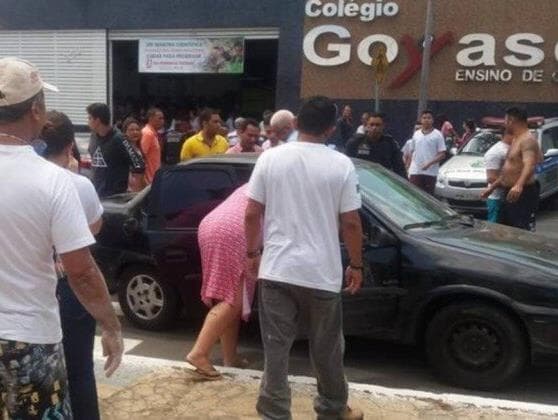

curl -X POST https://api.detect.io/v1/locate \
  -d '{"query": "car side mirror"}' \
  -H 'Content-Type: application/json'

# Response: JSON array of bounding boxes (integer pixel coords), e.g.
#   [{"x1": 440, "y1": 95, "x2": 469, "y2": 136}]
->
[
  {"x1": 544, "y1": 148, "x2": 558, "y2": 159},
  {"x1": 367, "y1": 225, "x2": 397, "y2": 247}
]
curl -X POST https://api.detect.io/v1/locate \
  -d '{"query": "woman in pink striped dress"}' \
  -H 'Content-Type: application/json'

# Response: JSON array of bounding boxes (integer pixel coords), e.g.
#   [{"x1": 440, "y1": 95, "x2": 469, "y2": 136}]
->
[{"x1": 186, "y1": 183, "x2": 259, "y2": 379}]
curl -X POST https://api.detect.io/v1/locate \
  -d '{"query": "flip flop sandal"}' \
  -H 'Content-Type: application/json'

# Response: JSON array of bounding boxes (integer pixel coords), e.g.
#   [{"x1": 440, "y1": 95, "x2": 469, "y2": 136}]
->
[
  {"x1": 188, "y1": 366, "x2": 223, "y2": 381},
  {"x1": 185, "y1": 356, "x2": 223, "y2": 380}
]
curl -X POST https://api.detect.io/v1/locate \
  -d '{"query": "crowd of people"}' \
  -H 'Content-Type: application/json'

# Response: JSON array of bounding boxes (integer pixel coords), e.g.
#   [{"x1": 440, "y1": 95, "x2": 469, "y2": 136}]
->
[{"x1": 0, "y1": 54, "x2": 544, "y2": 420}]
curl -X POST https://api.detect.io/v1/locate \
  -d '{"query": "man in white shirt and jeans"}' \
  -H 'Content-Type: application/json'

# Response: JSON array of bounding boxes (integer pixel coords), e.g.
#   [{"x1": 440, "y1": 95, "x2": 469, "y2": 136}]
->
[
  {"x1": 0, "y1": 57, "x2": 122, "y2": 419},
  {"x1": 245, "y1": 96, "x2": 364, "y2": 420},
  {"x1": 408, "y1": 110, "x2": 447, "y2": 194},
  {"x1": 483, "y1": 132, "x2": 513, "y2": 223}
]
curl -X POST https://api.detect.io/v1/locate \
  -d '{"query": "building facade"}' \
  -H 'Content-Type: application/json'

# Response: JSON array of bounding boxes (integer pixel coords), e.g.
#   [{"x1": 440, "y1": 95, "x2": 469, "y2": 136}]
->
[{"x1": 2, "y1": 0, "x2": 557, "y2": 140}]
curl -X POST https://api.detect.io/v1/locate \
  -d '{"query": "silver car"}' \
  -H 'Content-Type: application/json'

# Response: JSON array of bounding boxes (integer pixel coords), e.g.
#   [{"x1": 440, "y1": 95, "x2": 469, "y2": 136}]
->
[{"x1": 436, "y1": 119, "x2": 558, "y2": 213}]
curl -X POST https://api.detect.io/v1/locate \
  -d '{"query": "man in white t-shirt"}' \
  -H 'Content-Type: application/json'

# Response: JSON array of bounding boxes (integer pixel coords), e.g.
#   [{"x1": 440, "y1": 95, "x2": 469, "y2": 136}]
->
[
  {"x1": 42, "y1": 110, "x2": 105, "y2": 420},
  {"x1": 484, "y1": 132, "x2": 513, "y2": 223},
  {"x1": 245, "y1": 96, "x2": 364, "y2": 420},
  {"x1": 0, "y1": 57, "x2": 122, "y2": 419},
  {"x1": 408, "y1": 110, "x2": 447, "y2": 194}
]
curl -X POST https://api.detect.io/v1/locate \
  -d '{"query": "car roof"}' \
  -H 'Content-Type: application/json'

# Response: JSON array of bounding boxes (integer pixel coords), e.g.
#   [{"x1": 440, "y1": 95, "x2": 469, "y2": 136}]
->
[
  {"x1": 176, "y1": 152, "x2": 380, "y2": 170},
  {"x1": 177, "y1": 153, "x2": 260, "y2": 166}
]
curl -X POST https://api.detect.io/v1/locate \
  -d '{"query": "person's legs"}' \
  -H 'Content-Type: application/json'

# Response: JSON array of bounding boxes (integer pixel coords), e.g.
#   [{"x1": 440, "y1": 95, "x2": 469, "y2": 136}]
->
[
  {"x1": 423, "y1": 175, "x2": 437, "y2": 195},
  {"x1": 306, "y1": 289, "x2": 349, "y2": 419},
  {"x1": 501, "y1": 184, "x2": 539, "y2": 231},
  {"x1": 0, "y1": 339, "x2": 72, "y2": 419},
  {"x1": 58, "y1": 279, "x2": 99, "y2": 420},
  {"x1": 486, "y1": 198, "x2": 503, "y2": 223},
  {"x1": 220, "y1": 282, "x2": 244, "y2": 366},
  {"x1": 187, "y1": 301, "x2": 241, "y2": 370},
  {"x1": 221, "y1": 315, "x2": 242, "y2": 366},
  {"x1": 409, "y1": 175, "x2": 423, "y2": 190},
  {"x1": 257, "y1": 280, "x2": 299, "y2": 420}
]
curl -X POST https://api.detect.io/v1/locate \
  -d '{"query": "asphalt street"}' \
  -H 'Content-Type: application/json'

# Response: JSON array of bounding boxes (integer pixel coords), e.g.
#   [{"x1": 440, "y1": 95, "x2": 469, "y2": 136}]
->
[{"x1": 102, "y1": 208, "x2": 558, "y2": 407}]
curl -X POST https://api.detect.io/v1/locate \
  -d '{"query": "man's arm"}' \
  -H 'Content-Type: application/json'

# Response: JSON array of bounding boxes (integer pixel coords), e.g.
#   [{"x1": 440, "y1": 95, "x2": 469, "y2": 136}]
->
[
  {"x1": 340, "y1": 210, "x2": 363, "y2": 295},
  {"x1": 344, "y1": 136, "x2": 360, "y2": 157},
  {"x1": 481, "y1": 172, "x2": 505, "y2": 199},
  {"x1": 423, "y1": 151, "x2": 446, "y2": 170},
  {"x1": 423, "y1": 134, "x2": 447, "y2": 170},
  {"x1": 486, "y1": 169, "x2": 499, "y2": 185},
  {"x1": 480, "y1": 169, "x2": 501, "y2": 200},
  {"x1": 90, "y1": 218, "x2": 103, "y2": 236},
  {"x1": 60, "y1": 248, "x2": 123, "y2": 377},
  {"x1": 507, "y1": 137, "x2": 539, "y2": 202}
]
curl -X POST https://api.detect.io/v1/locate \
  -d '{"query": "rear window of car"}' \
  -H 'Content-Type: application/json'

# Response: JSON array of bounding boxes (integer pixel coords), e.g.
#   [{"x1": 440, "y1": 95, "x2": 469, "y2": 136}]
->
[{"x1": 158, "y1": 169, "x2": 237, "y2": 229}]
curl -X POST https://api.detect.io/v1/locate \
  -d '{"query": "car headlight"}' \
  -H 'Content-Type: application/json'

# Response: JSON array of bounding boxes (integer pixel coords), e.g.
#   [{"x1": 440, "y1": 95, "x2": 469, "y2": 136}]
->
[{"x1": 437, "y1": 173, "x2": 447, "y2": 186}]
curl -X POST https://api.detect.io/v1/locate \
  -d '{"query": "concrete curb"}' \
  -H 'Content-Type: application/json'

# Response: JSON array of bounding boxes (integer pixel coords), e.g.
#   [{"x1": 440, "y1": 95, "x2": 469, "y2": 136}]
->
[{"x1": 95, "y1": 351, "x2": 558, "y2": 417}]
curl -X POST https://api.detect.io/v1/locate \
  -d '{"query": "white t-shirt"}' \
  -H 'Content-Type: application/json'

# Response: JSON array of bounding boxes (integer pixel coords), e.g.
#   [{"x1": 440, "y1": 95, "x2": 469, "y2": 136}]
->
[
  {"x1": 356, "y1": 125, "x2": 366, "y2": 135},
  {"x1": 68, "y1": 171, "x2": 103, "y2": 224},
  {"x1": 261, "y1": 140, "x2": 285, "y2": 151},
  {"x1": 401, "y1": 138, "x2": 413, "y2": 158},
  {"x1": 484, "y1": 141, "x2": 510, "y2": 200},
  {"x1": 408, "y1": 129, "x2": 447, "y2": 177},
  {"x1": 248, "y1": 142, "x2": 362, "y2": 293},
  {"x1": 0, "y1": 145, "x2": 94, "y2": 344}
]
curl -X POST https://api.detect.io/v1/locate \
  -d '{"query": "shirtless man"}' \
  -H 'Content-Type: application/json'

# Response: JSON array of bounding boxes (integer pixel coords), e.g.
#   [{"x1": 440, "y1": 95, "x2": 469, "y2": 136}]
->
[{"x1": 482, "y1": 108, "x2": 542, "y2": 231}]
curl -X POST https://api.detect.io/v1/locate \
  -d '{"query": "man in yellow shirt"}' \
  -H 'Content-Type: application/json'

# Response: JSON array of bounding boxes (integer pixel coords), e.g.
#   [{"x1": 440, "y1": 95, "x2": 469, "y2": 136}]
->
[{"x1": 180, "y1": 108, "x2": 229, "y2": 161}]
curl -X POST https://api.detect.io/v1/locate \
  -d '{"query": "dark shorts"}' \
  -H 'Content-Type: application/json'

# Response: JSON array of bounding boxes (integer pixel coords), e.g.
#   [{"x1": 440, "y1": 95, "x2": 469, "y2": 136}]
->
[
  {"x1": 409, "y1": 175, "x2": 437, "y2": 195},
  {"x1": 501, "y1": 183, "x2": 539, "y2": 231},
  {"x1": 0, "y1": 340, "x2": 72, "y2": 419}
]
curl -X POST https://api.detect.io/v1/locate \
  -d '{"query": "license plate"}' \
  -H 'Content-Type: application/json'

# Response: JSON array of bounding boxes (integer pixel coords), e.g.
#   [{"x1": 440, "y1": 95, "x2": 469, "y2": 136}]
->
[{"x1": 455, "y1": 192, "x2": 479, "y2": 200}]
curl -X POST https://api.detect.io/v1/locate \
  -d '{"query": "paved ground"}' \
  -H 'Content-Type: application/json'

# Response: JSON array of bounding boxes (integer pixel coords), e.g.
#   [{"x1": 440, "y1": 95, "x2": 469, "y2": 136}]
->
[
  {"x1": 94, "y1": 209, "x2": 558, "y2": 416},
  {"x1": 97, "y1": 365, "x2": 558, "y2": 419}
]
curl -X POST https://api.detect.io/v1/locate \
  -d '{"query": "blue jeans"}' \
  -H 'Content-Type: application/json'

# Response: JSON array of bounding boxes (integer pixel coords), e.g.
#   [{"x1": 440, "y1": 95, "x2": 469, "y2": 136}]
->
[
  {"x1": 57, "y1": 279, "x2": 100, "y2": 420},
  {"x1": 486, "y1": 198, "x2": 503, "y2": 223}
]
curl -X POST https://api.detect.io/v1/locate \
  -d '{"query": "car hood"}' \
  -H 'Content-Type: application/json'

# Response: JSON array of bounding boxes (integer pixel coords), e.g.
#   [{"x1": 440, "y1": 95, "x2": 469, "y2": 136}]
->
[
  {"x1": 440, "y1": 155, "x2": 487, "y2": 180},
  {"x1": 427, "y1": 223, "x2": 558, "y2": 274}
]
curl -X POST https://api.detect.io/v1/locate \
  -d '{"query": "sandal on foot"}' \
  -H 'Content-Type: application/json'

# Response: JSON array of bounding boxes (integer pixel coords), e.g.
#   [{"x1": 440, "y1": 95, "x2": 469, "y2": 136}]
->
[{"x1": 185, "y1": 356, "x2": 222, "y2": 380}]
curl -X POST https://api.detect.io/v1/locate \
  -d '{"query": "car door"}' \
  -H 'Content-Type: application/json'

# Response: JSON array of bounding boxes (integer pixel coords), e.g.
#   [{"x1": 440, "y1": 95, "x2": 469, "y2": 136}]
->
[
  {"x1": 145, "y1": 164, "x2": 240, "y2": 291},
  {"x1": 341, "y1": 210, "x2": 404, "y2": 339}
]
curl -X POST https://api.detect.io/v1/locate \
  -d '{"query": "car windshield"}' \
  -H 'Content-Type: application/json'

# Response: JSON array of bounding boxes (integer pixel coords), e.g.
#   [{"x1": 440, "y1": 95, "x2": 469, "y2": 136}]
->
[
  {"x1": 355, "y1": 163, "x2": 458, "y2": 230},
  {"x1": 460, "y1": 132, "x2": 501, "y2": 156}
]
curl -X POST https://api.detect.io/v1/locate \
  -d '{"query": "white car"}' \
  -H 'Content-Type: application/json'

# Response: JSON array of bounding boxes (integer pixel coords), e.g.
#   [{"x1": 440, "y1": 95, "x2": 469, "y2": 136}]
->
[{"x1": 436, "y1": 118, "x2": 558, "y2": 213}]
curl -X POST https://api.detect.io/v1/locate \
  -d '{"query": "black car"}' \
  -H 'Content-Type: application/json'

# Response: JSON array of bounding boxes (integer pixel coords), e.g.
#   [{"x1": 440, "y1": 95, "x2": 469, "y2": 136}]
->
[{"x1": 93, "y1": 154, "x2": 558, "y2": 390}]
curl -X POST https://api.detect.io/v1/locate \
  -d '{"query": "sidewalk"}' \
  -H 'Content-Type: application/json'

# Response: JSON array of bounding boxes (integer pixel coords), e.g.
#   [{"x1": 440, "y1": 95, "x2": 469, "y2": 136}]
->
[{"x1": 95, "y1": 354, "x2": 558, "y2": 419}]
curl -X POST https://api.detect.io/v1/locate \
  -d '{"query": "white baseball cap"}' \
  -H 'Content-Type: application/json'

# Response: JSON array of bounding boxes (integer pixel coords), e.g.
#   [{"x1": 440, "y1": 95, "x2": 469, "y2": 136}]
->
[{"x1": 0, "y1": 57, "x2": 58, "y2": 107}]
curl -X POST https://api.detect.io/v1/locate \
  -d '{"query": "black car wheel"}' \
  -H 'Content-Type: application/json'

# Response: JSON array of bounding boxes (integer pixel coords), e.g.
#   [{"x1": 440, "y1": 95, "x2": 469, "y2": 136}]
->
[
  {"x1": 425, "y1": 302, "x2": 527, "y2": 390},
  {"x1": 118, "y1": 266, "x2": 179, "y2": 331}
]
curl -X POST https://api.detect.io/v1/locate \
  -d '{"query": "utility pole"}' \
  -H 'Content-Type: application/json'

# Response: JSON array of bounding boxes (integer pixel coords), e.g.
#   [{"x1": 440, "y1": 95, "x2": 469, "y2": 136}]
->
[{"x1": 417, "y1": 0, "x2": 434, "y2": 120}]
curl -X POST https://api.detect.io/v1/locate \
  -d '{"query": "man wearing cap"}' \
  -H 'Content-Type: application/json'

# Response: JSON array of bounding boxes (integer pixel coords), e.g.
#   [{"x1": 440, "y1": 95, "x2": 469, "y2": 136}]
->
[{"x1": 0, "y1": 57, "x2": 123, "y2": 419}]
